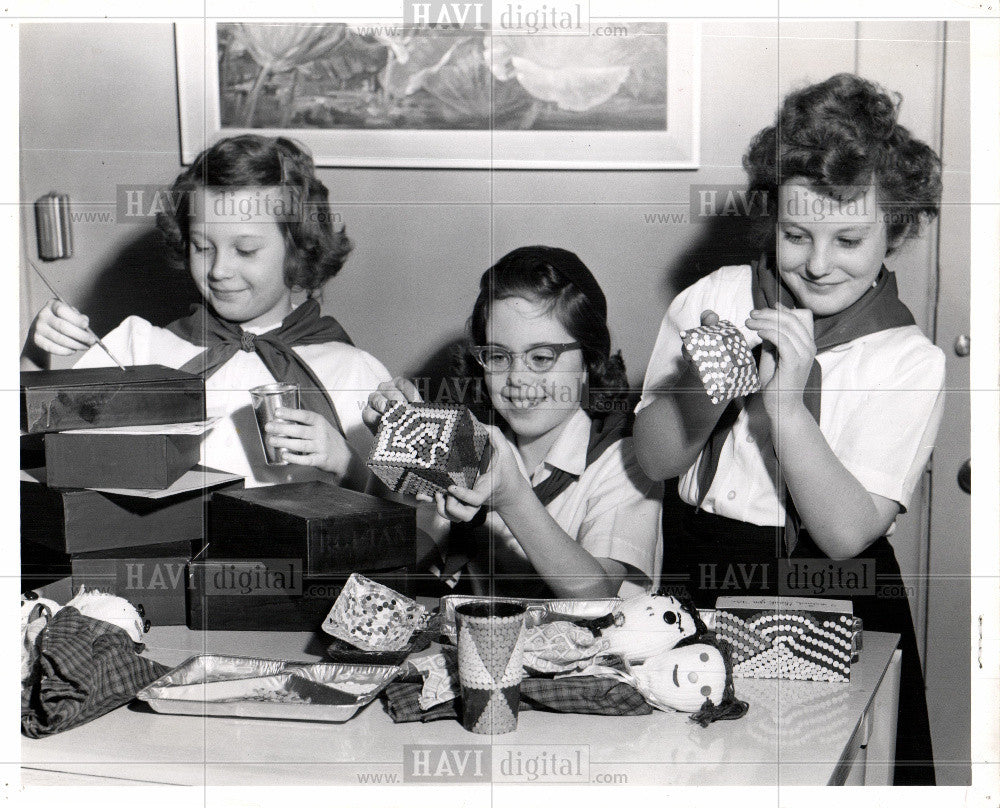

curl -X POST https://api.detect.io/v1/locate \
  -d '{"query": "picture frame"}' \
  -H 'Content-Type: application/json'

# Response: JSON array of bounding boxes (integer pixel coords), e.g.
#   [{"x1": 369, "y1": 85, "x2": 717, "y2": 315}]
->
[{"x1": 175, "y1": 20, "x2": 700, "y2": 169}]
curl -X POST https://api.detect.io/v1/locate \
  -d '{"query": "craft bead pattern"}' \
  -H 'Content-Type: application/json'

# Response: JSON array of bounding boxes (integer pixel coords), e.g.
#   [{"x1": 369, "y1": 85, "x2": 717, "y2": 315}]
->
[
  {"x1": 456, "y1": 610, "x2": 526, "y2": 734},
  {"x1": 368, "y1": 402, "x2": 490, "y2": 496},
  {"x1": 716, "y1": 609, "x2": 857, "y2": 682},
  {"x1": 680, "y1": 320, "x2": 761, "y2": 404},
  {"x1": 322, "y1": 573, "x2": 428, "y2": 652}
]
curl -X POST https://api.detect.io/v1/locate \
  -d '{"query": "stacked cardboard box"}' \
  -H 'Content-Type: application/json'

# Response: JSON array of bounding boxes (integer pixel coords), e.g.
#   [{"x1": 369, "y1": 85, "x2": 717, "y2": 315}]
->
[{"x1": 20, "y1": 366, "x2": 243, "y2": 625}]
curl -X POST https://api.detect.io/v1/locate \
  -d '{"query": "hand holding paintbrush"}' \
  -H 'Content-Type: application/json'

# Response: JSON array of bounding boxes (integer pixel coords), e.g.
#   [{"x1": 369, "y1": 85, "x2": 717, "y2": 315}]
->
[{"x1": 26, "y1": 260, "x2": 126, "y2": 370}]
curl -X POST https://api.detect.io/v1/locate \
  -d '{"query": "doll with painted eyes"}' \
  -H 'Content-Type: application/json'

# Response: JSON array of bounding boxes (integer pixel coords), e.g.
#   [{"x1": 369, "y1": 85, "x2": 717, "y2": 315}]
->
[
  {"x1": 587, "y1": 627, "x2": 748, "y2": 726},
  {"x1": 591, "y1": 592, "x2": 747, "y2": 725},
  {"x1": 601, "y1": 590, "x2": 703, "y2": 662}
]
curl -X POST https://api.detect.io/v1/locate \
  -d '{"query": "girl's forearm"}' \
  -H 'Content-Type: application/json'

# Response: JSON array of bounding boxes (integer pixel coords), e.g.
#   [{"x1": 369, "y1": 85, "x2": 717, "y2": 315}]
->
[
  {"x1": 634, "y1": 367, "x2": 729, "y2": 481},
  {"x1": 495, "y1": 492, "x2": 620, "y2": 599},
  {"x1": 771, "y1": 405, "x2": 895, "y2": 558}
]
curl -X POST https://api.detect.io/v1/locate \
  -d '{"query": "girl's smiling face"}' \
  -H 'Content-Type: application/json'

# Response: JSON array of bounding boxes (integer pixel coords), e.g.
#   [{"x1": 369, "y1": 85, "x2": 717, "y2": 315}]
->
[
  {"x1": 776, "y1": 180, "x2": 891, "y2": 317},
  {"x1": 189, "y1": 187, "x2": 292, "y2": 329},
  {"x1": 483, "y1": 296, "x2": 586, "y2": 443}
]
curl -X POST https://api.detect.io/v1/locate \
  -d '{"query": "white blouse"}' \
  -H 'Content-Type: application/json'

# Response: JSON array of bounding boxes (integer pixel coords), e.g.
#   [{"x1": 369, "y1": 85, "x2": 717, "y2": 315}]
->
[
  {"x1": 636, "y1": 265, "x2": 946, "y2": 527},
  {"x1": 429, "y1": 408, "x2": 664, "y2": 598},
  {"x1": 74, "y1": 312, "x2": 391, "y2": 488}
]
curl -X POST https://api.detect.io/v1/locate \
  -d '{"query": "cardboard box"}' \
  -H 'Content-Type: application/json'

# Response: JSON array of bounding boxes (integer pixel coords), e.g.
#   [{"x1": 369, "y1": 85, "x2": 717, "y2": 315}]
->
[
  {"x1": 45, "y1": 431, "x2": 201, "y2": 490},
  {"x1": 71, "y1": 541, "x2": 194, "y2": 626},
  {"x1": 186, "y1": 560, "x2": 410, "y2": 632},
  {"x1": 207, "y1": 481, "x2": 416, "y2": 575},
  {"x1": 21, "y1": 539, "x2": 71, "y2": 593},
  {"x1": 21, "y1": 467, "x2": 243, "y2": 554},
  {"x1": 20, "y1": 365, "x2": 205, "y2": 434}
]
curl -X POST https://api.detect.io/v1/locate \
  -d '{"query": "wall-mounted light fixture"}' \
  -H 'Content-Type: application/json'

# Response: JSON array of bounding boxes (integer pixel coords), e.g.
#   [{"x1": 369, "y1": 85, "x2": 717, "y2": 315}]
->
[{"x1": 34, "y1": 192, "x2": 73, "y2": 260}]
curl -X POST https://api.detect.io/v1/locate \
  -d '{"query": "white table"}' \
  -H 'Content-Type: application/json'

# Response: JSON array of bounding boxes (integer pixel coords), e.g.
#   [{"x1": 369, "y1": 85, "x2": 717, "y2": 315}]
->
[{"x1": 21, "y1": 626, "x2": 901, "y2": 787}]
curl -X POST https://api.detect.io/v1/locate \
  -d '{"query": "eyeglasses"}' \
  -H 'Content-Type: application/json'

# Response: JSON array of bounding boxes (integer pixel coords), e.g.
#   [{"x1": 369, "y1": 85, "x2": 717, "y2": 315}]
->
[{"x1": 471, "y1": 342, "x2": 581, "y2": 373}]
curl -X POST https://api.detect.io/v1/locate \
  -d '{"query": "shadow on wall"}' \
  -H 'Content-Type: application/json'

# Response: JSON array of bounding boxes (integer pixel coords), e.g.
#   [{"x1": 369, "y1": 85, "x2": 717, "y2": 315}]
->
[
  {"x1": 657, "y1": 209, "x2": 763, "y2": 305},
  {"x1": 401, "y1": 333, "x2": 484, "y2": 408},
  {"x1": 78, "y1": 228, "x2": 200, "y2": 337},
  {"x1": 395, "y1": 210, "x2": 766, "y2": 417}
]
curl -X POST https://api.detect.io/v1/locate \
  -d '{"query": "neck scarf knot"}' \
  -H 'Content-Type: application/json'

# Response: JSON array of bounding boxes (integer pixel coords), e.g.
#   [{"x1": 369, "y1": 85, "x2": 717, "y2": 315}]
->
[{"x1": 164, "y1": 298, "x2": 353, "y2": 437}]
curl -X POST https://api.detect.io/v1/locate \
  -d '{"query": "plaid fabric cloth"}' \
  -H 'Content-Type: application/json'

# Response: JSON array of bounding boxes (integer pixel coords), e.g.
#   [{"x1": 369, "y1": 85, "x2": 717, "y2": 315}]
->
[
  {"x1": 21, "y1": 607, "x2": 170, "y2": 738},
  {"x1": 383, "y1": 655, "x2": 652, "y2": 723}
]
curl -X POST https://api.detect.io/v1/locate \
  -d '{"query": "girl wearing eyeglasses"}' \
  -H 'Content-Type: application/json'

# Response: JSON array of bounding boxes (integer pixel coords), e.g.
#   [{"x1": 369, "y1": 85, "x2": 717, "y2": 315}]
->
[{"x1": 364, "y1": 246, "x2": 662, "y2": 599}]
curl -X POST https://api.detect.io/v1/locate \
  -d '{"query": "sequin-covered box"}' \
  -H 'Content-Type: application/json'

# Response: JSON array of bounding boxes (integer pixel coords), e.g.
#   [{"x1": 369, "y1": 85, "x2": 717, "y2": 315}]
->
[
  {"x1": 322, "y1": 573, "x2": 428, "y2": 652},
  {"x1": 680, "y1": 320, "x2": 760, "y2": 404},
  {"x1": 367, "y1": 402, "x2": 490, "y2": 497},
  {"x1": 714, "y1": 596, "x2": 862, "y2": 682}
]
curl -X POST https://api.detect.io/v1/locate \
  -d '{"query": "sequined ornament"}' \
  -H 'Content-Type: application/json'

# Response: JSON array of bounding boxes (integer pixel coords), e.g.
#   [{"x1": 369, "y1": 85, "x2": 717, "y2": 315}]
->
[{"x1": 680, "y1": 320, "x2": 761, "y2": 404}]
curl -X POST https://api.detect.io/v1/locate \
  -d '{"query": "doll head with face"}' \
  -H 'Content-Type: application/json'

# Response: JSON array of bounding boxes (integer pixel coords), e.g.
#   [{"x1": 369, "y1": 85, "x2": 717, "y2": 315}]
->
[
  {"x1": 602, "y1": 590, "x2": 705, "y2": 662},
  {"x1": 630, "y1": 637, "x2": 748, "y2": 726}
]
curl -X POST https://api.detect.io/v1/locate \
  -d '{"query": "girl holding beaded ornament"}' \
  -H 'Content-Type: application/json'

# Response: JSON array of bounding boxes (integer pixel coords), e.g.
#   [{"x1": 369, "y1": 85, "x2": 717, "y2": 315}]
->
[
  {"x1": 633, "y1": 74, "x2": 944, "y2": 784},
  {"x1": 21, "y1": 136, "x2": 390, "y2": 489},
  {"x1": 364, "y1": 246, "x2": 663, "y2": 601}
]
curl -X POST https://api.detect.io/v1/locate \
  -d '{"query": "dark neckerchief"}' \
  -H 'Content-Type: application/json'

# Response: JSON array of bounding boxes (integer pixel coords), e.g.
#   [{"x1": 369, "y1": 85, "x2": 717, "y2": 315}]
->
[
  {"x1": 697, "y1": 253, "x2": 916, "y2": 553},
  {"x1": 531, "y1": 411, "x2": 629, "y2": 505},
  {"x1": 442, "y1": 411, "x2": 630, "y2": 583},
  {"x1": 165, "y1": 298, "x2": 353, "y2": 436}
]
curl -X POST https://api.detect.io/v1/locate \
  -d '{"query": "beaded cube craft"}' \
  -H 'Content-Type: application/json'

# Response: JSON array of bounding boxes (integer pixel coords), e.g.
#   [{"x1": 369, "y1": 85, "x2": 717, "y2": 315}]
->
[
  {"x1": 714, "y1": 596, "x2": 862, "y2": 682},
  {"x1": 680, "y1": 320, "x2": 761, "y2": 404},
  {"x1": 367, "y1": 402, "x2": 490, "y2": 497}
]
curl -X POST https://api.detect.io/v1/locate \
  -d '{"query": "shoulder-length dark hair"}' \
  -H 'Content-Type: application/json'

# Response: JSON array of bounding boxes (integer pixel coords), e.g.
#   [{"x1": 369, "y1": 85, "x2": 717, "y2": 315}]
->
[
  {"x1": 743, "y1": 73, "x2": 942, "y2": 251},
  {"x1": 456, "y1": 246, "x2": 630, "y2": 420},
  {"x1": 156, "y1": 134, "x2": 352, "y2": 292}
]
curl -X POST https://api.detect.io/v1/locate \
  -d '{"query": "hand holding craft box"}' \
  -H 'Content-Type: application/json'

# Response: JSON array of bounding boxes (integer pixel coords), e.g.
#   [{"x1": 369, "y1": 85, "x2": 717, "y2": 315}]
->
[
  {"x1": 367, "y1": 402, "x2": 491, "y2": 497},
  {"x1": 20, "y1": 365, "x2": 205, "y2": 434},
  {"x1": 680, "y1": 320, "x2": 761, "y2": 404}
]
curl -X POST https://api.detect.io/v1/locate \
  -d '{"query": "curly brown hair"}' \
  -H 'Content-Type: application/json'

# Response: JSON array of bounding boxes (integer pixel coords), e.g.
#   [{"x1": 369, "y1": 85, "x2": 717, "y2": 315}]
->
[
  {"x1": 156, "y1": 135, "x2": 352, "y2": 292},
  {"x1": 743, "y1": 73, "x2": 942, "y2": 251}
]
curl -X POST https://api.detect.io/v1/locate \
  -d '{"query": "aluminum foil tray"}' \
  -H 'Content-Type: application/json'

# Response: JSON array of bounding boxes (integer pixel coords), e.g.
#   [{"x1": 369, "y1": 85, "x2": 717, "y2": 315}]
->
[
  {"x1": 136, "y1": 654, "x2": 401, "y2": 722},
  {"x1": 439, "y1": 595, "x2": 623, "y2": 643}
]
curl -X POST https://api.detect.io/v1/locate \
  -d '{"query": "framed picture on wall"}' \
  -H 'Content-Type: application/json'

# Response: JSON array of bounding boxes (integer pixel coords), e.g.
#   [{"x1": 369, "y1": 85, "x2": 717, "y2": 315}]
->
[{"x1": 175, "y1": 20, "x2": 700, "y2": 169}]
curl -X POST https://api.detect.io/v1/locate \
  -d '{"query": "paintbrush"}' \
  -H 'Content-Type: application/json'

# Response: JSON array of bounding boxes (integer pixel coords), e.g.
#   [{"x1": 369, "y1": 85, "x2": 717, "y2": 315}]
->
[{"x1": 27, "y1": 259, "x2": 127, "y2": 371}]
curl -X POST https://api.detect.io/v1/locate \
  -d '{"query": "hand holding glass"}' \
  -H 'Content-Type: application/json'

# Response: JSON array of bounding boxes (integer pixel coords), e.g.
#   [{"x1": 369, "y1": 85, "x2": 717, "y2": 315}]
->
[{"x1": 250, "y1": 383, "x2": 300, "y2": 465}]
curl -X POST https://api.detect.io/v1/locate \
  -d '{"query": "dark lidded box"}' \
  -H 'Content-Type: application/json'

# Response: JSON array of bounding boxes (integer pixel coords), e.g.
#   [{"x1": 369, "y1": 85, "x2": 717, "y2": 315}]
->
[
  {"x1": 21, "y1": 467, "x2": 243, "y2": 554},
  {"x1": 20, "y1": 365, "x2": 205, "y2": 434},
  {"x1": 206, "y1": 481, "x2": 416, "y2": 575}
]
